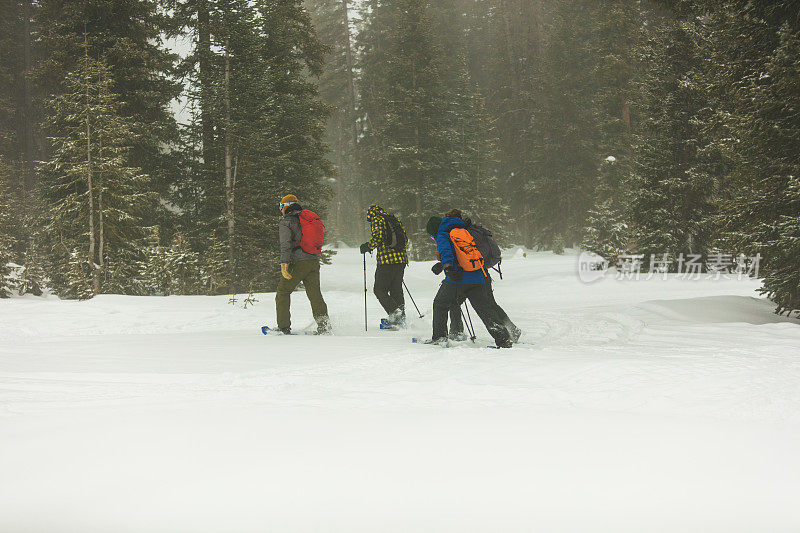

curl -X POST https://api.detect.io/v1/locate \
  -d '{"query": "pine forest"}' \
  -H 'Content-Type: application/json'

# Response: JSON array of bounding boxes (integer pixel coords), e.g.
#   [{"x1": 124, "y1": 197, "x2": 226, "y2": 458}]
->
[{"x1": 0, "y1": 0, "x2": 798, "y2": 317}]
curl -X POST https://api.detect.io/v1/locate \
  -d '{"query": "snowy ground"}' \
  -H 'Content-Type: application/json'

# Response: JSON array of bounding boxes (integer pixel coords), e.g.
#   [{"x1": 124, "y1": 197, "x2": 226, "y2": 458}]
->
[{"x1": 2, "y1": 248, "x2": 800, "y2": 532}]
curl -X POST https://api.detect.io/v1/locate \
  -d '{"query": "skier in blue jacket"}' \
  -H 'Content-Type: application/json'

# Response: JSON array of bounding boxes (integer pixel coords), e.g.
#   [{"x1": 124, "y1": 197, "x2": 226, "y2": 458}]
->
[
  {"x1": 427, "y1": 213, "x2": 520, "y2": 343},
  {"x1": 429, "y1": 209, "x2": 512, "y2": 348}
]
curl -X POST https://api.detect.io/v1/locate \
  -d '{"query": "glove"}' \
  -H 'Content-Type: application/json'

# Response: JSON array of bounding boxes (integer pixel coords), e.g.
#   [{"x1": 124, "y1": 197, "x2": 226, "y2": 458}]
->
[
  {"x1": 443, "y1": 264, "x2": 462, "y2": 282},
  {"x1": 431, "y1": 262, "x2": 443, "y2": 275},
  {"x1": 359, "y1": 242, "x2": 371, "y2": 254},
  {"x1": 280, "y1": 263, "x2": 292, "y2": 280}
]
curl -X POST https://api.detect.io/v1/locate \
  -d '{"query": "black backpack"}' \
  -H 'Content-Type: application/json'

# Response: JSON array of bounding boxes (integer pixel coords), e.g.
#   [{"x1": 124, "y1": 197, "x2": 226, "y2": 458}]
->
[
  {"x1": 467, "y1": 223, "x2": 502, "y2": 275},
  {"x1": 383, "y1": 213, "x2": 408, "y2": 250}
]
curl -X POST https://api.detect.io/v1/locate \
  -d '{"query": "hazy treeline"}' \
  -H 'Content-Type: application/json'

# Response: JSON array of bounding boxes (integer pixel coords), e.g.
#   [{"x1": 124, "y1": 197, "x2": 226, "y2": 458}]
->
[
  {"x1": 0, "y1": 0, "x2": 331, "y2": 298},
  {"x1": 0, "y1": 0, "x2": 798, "y2": 314},
  {"x1": 311, "y1": 0, "x2": 800, "y2": 316}
]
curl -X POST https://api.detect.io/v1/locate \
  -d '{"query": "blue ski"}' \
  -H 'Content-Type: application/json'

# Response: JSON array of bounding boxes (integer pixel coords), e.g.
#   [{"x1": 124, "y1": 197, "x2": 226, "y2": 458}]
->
[{"x1": 261, "y1": 326, "x2": 315, "y2": 336}]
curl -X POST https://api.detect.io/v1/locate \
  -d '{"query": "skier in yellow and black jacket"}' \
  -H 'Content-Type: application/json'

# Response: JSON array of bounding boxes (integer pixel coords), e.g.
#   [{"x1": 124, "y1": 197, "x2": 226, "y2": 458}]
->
[{"x1": 360, "y1": 205, "x2": 409, "y2": 325}]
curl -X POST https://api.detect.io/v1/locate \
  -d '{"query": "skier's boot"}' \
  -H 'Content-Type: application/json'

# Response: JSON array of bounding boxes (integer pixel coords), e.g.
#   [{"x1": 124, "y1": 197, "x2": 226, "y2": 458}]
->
[
  {"x1": 423, "y1": 337, "x2": 449, "y2": 347},
  {"x1": 385, "y1": 307, "x2": 406, "y2": 328},
  {"x1": 314, "y1": 315, "x2": 332, "y2": 335},
  {"x1": 508, "y1": 325, "x2": 522, "y2": 343},
  {"x1": 448, "y1": 331, "x2": 468, "y2": 342},
  {"x1": 496, "y1": 338, "x2": 513, "y2": 349},
  {"x1": 278, "y1": 327, "x2": 292, "y2": 335}
]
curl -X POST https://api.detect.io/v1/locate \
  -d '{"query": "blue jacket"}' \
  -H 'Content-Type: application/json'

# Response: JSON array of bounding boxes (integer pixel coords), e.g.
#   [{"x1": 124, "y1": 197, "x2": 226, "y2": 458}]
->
[{"x1": 436, "y1": 217, "x2": 487, "y2": 285}]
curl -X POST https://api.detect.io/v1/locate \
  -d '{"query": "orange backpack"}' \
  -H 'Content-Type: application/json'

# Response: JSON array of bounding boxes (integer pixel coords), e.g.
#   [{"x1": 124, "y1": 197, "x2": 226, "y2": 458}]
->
[{"x1": 449, "y1": 228, "x2": 486, "y2": 273}]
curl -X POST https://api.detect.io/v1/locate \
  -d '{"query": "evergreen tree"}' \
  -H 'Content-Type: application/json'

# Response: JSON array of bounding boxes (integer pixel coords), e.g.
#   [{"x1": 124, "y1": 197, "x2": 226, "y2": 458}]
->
[
  {"x1": 170, "y1": 98, "x2": 207, "y2": 252},
  {"x1": 305, "y1": 0, "x2": 362, "y2": 243},
  {"x1": 474, "y1": 0, "x2": 550, "y2": 247},
  {"x1": 581, "y1": 156, "x2": 631, "y2": 261},
  {"x1": 103, "y1": 246, "x2": 144, "y2": 295},
  {"x1": 526, "y1": 0, "x2": 601, "y2": 248},
  {"x1": 444, "y1": 61, "x2": 507, "y2": 238},
  {"x1": 0, "y1": 171, "x2": 15, "y2": 298},
  {"x1": 41, "y1": 48, "x2": 152, "y2": 297},
  {"x1": 139, "y1": 228, "x2": 201, "y2": 295},
  {"x1": 1, "y1": 0, "x2": 39, "y2": 192},
  {"x1": 429, "y1": 0, "x2": 506, "y2": 239},
  {"x1": 16, "y1": 231, "x2": 46, "y2": 296},
  {"x1": 139, "y1": 227, "x2": 170, "y2": 295},
  {"x1": 358, "y1": 0, "x2": 505, "y2": 255},
  {"x1": 458, "y1": 0, "x2": 608, "y2": 248},
  {"x1": 172, "y1": 0, "x2": 217, "y2": 233},
  {"x1": 241, "y1": 0, "x2": 331, "y2": 288},
  {"x1": 64, "y1": 249, "x2": 94, "y2": 300},
  {"x1": 35, "y1": 0, "x2": 181, "y2": 233},
  {"x1": 581, "y1": 0, "x2": 642, "y2": 258},
  {"x1": 358, "y1": 0, "x2": 451, "y2": 254},
  {"x1": 202, "y1": 228, "x2": 229, "y2": 294},
  {"x1": 0, "y1": 0, "x2": 24, "y2": 272},
  {"x1": 0, "y1": 0, "x2": 41, "y2": 282},
  {"x1": 0, "y1": 0, "x2": 19, "y2": 167},
  {"x1": 590, "y1": 0, "x2": 640, "y2": 166},
  {"x1": 626, "y1": 2, "x2": 716, "y2": 266},
  {"x1": 165, "y1": 232, "x2": 202, "y2": 295},
  {"x1": 175, "y1": 0, "x2": 331, "y2": 291},
  {"x1": 708, "y1": 2, "x2": 800, "y2": 315}
]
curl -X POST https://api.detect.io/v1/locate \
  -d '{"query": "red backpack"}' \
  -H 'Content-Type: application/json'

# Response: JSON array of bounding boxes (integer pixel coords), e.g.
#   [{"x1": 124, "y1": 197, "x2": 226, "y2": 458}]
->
[{"x1": 296, "y1": 209, "x2": 325, "y2": 255}]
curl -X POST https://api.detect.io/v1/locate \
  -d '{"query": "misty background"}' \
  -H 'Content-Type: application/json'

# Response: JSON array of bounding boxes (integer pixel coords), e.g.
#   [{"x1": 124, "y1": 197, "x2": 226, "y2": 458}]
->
[{"x1": 0, "y1": 0, "x2": 798, "y2": 316}]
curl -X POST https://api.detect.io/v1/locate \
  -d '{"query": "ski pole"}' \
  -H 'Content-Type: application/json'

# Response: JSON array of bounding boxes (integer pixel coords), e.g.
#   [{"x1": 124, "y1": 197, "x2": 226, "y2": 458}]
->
[
  {"x1": 363, "y1": 253, "x2": 368, "y2": 331},
  {"x1": 461, "y1": 302, "x2": 475, "y2": 342},
  {"x1": 462, "y1": 301, "x2": 476, "y2": 343},
  {"x1": 402, "y1": 281, "x2": 424, "y2": 318}
]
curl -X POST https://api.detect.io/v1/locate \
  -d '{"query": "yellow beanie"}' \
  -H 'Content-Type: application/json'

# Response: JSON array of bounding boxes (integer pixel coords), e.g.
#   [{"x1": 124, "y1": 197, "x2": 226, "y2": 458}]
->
[{"x1": 281, "y1": 194, "x2": 298, "y2": 204}]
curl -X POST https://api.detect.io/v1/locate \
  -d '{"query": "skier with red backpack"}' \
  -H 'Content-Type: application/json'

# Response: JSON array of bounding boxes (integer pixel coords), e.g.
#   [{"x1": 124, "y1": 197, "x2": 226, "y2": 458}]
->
[
  {"x1": 275, "y1": 194, "x2": 331, "y2": 335},
  {"x1": 427, "y1": 209, "x2": 512, "y2": 348}
]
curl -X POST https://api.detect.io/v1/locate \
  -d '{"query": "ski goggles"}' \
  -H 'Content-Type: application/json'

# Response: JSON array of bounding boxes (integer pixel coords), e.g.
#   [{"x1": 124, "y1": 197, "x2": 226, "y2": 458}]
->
[{"x1": 279, "y1": 202, "x2": 296, "y2": 211}]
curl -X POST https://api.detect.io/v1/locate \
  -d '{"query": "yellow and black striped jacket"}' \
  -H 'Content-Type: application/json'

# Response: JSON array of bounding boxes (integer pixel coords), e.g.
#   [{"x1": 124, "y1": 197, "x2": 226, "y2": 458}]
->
[{"x1": 366, "y1": 205, "x2": 409, "y2": 265}]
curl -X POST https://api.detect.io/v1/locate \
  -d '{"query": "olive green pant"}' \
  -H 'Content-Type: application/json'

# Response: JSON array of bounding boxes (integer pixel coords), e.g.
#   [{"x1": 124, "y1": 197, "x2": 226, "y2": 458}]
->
[{"x1": 276, "y1": 259, "x2": 328, "y2": 329}]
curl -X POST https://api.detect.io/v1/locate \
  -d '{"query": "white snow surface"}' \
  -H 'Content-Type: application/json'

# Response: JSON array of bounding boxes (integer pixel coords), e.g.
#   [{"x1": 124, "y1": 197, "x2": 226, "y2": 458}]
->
[{"x1": 2, "y1": 248, "x2": 800, "y2": 532}]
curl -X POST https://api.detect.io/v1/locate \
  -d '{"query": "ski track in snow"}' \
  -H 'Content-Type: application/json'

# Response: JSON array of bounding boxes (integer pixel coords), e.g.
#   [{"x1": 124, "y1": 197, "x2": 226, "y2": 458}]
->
[{"x1": 2, "y1": 248, "x2": 800, "y2": 532}]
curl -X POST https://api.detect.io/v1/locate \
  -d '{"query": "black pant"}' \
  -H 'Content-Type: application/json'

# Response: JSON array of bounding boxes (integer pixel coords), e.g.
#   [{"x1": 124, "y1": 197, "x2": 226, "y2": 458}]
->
[
  {"x1": 448, "y1": 277, "x2": 517, "y2": 336},
  {"x1": 374, "y1": 263, "x2": 406, "y2": 316},
  {"x1": 433, "y1": 281, "x2": 510, "y2": 346}
]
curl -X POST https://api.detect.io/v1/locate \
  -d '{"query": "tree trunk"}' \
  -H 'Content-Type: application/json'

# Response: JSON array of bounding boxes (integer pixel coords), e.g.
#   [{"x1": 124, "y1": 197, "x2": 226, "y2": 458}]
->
[
  {"x1": 342, "y1": 0, "x2": 357, "y2": 148},
  {"x1": 84, "y1": 42, "x2": 98, "y2": 295},
  {"x1": 97, "y1": 176, "x2": 104, "y2": 286},
  {"x1": 198, "y1": 0, "x2": 215, "y2": 180},
  {"x1": 334, "y1": 131, "x2": 344, "y2": 242},
  {"x1": 411, "y1": 58, "x2": 422, "y2": 260},
  {"x1": 224, "y1": 39, "x2": 235, "y2": 292},
  {"x1": 500, "y1": 0, "x2": 521, "y2": 99},
  {"x1": 21, "y1": 0, "x2": 36, "y2": 192},
  {"x1": 499, "y1": 0, "x2": 524, "y2": 243},
  {"x1": 97, "y1": 128, "x2": 104, "y2": 283},
  {"x1": 341, "y1": 0, "x2": 362, "y2": 241}
]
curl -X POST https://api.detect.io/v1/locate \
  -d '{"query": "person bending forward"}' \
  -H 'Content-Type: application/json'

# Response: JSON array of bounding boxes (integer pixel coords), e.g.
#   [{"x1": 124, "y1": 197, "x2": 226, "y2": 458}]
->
[{"x1": 430, "y1": 211, "x2": 511, "y2": 348}]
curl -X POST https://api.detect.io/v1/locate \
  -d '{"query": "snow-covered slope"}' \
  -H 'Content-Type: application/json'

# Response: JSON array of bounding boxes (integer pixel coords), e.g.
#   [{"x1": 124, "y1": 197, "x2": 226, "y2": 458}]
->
[{"x1": 1, "y1": 248, "x2": 799, "y2": 532}]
